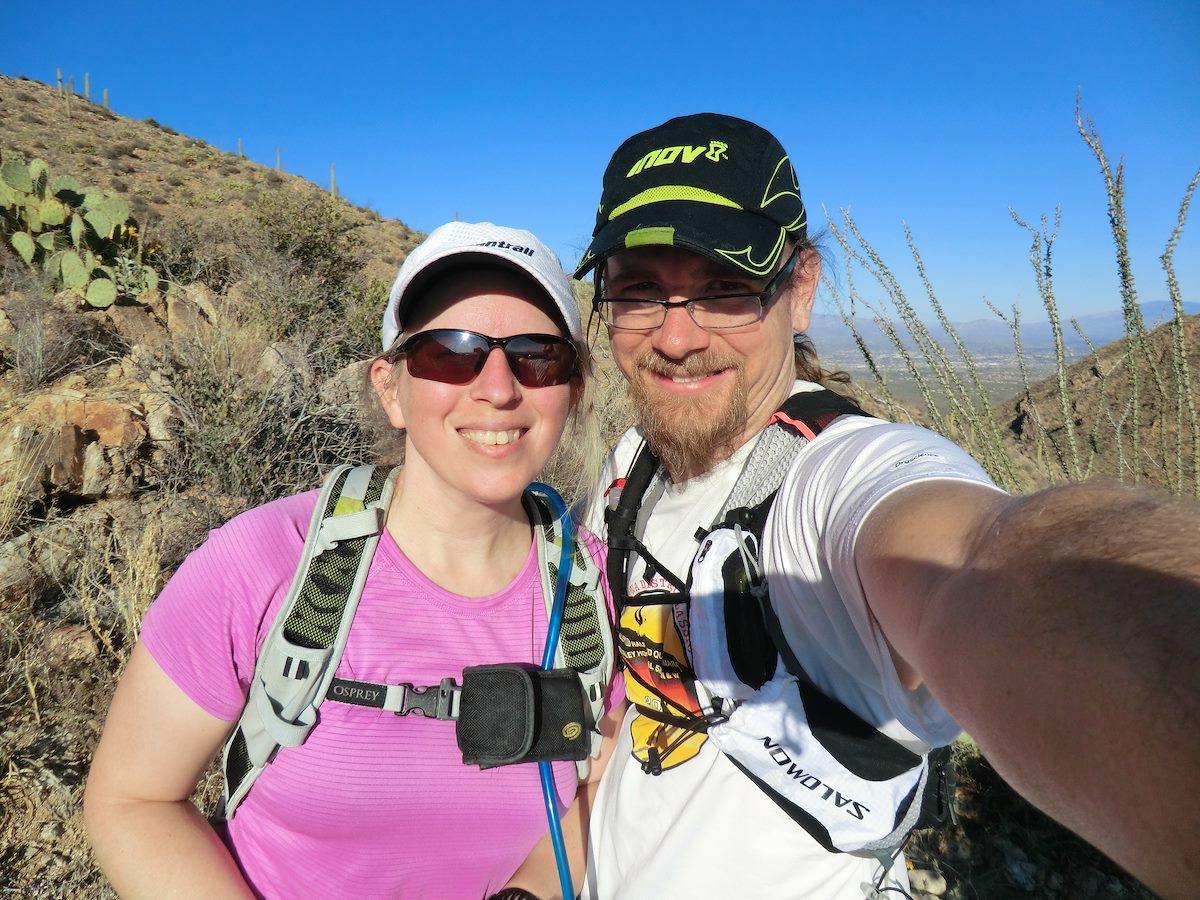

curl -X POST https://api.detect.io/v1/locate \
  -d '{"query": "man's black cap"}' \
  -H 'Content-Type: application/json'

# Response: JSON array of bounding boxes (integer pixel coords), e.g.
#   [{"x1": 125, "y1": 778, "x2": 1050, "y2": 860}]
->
[{"x1": 574, "y1": 113, "x2": 807, "y2": 279}]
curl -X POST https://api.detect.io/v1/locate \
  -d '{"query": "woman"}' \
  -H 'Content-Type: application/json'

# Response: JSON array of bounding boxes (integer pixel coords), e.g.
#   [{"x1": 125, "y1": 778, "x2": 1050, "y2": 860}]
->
[{"x1": 85, "y1": 222, "x2": 616, "y2": 899}]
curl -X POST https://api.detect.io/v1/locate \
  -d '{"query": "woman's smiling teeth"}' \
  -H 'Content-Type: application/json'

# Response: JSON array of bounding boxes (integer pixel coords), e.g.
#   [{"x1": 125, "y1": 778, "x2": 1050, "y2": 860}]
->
[{"x1": 460, "y1": 428, "x2": 525, "y2": 446}]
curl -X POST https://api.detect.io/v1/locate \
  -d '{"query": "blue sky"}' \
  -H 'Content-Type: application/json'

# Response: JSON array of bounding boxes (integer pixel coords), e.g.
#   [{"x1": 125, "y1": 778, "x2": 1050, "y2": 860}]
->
[{"x1": 6, "y1": 1, "x2": 1198, "y2": 322}]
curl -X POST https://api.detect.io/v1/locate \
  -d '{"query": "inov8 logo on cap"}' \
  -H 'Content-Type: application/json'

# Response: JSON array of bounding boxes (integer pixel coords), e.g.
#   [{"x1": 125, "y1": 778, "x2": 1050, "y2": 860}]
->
[{"x1": 625, "y1": 140, "x2": 730, "y2": 175}]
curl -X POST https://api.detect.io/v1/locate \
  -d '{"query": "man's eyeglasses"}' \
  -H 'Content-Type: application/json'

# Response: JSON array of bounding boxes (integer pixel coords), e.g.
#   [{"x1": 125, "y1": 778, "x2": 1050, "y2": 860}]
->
[
  {"x1": 593, "y1": 248, "x2": 799, "y2": 332},
  {"x1": 389, "y1": 329, "x2": 578, "y2": 388}
]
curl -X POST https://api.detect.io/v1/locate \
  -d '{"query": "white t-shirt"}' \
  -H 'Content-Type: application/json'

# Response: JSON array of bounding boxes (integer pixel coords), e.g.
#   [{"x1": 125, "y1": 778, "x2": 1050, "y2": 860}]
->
[{"x1": 581, "y1": 383, "x2": 1000, "y2": 900}]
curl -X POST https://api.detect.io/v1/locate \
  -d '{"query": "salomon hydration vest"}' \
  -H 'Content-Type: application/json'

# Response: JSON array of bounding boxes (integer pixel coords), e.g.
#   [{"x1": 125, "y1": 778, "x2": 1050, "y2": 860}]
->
[{"x1": 605, "y1": 391, "x2": 953, "y2": 858}]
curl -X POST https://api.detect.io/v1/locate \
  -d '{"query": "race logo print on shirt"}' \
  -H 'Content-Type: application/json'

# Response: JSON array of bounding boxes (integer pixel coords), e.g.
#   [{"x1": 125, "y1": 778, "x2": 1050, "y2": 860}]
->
[{"x1": 619, "y1": 595, "x2": 708, "y2": 771}]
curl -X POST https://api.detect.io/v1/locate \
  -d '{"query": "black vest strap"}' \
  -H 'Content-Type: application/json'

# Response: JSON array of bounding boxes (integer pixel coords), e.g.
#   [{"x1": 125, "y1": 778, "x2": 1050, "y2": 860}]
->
[{"x1": 605, "y1": 440, "x2": 678, "y2": 609}]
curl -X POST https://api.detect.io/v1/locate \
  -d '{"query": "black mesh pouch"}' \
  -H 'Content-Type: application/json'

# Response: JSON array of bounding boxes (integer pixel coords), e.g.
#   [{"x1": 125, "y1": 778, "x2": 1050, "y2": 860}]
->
[{"x1": 457, "y1": 663, "x2": 591, "y2": 769}]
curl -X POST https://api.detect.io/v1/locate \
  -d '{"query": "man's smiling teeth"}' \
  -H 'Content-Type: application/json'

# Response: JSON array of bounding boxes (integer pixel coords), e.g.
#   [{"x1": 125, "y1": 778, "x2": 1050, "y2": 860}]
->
[
  {"x1": 460, "y1": 428, "x2": 523, "y2": 446},
  {"x1": 671, "y1": 374, "x2": 706, "y2": 384}
]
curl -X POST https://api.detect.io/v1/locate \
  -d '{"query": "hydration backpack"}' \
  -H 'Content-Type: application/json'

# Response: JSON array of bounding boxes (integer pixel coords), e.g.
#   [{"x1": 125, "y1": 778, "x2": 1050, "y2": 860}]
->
[{"x1": 216, "y1": 463, "x2": 614, "y2": 820}]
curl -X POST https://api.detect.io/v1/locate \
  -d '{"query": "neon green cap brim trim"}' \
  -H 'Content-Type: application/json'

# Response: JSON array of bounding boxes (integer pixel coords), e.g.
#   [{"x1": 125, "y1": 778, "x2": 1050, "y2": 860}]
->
[{"x1": 608, "y1": 186, "x2": 743, "y2": 221}]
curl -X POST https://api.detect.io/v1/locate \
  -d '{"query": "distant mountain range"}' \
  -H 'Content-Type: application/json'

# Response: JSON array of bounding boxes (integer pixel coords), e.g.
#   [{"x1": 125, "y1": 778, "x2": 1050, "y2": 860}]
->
[{"x1": 810, "y1": 301, "x2": 1200, "y2": 361}]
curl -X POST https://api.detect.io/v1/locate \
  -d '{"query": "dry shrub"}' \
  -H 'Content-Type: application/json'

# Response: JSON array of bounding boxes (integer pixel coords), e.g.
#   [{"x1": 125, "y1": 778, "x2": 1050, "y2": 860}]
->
[
  {"x1": 342, "y1": 277, "x2": 391, "y2": 362},
  {"x1": 152, "y1": 320, "x2": 373, "y2": 508},
  {"x1": 249, "y1": 189, "x2": 372, "y2": 356},
  {"x1": 153, "y1": 189, "x2": 378, "y2": 368},
  {"x1": 101, "y1": 142, "x2": 135, "y2": 160},
  {"x1": 0, "y1": 295, "x2": 127, "y2": 391},
  {"x1": 152, "y1": 210, "x2": 248, "y2": 293},
  {"x1": 0, "y1": 243, "x2": 51, "y2": 296},
  {"x1": 536, "y1": 287, "x2": 636, "y2": 507},
  {"x1": 254, "y1": 190, "x2": 361, "y2": 298}
]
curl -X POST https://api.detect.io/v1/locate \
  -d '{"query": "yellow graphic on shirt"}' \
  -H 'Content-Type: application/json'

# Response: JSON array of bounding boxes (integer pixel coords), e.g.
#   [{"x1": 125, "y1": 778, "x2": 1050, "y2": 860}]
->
[{"x1": 619, "y1": 601, "x2": 708, "y2": 771}]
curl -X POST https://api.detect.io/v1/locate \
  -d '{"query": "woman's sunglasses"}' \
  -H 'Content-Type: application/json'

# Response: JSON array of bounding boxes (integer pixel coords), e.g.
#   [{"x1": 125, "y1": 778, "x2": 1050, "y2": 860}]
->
[{"x1": 391, "y1": 329, "x2": 578, "y2": 388}]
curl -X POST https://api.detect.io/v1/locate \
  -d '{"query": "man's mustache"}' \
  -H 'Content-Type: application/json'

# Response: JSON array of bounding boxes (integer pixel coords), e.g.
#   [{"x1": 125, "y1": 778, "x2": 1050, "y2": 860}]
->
[{"x1": 633, "y1": 350, "x2": 742, "y2": 379}]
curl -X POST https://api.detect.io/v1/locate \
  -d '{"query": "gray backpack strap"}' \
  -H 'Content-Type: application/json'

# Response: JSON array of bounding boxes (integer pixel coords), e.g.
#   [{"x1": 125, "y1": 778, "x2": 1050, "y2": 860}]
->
[
  {"x1": 306, "y1": 488, "x2": 613, "y2": 777},
  {"x1": 215, "y1": 463, "x2": 398, "y2": 821},
  {"x1": 719, "y1": 425, "x2": 806, "y2": 520},
  {"x1": 523, "y1": 489, "x2": 614, "y2": 779}
]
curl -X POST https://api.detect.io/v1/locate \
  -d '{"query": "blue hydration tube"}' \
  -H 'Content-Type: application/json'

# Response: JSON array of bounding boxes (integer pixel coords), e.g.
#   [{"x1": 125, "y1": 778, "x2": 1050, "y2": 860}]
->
[{"x1": 528, "y1": 482, "x2": 576, "y2": 900}]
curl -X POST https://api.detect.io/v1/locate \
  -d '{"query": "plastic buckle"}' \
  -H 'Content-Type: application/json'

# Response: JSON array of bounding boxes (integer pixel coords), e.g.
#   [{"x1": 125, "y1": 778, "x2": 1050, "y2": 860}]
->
[
  {"x1": 704, "y1": 696, "x2": 731, "y2": 728},
  {"x1": 398, "y1": 678, "x2": 459, "y2": 719}
]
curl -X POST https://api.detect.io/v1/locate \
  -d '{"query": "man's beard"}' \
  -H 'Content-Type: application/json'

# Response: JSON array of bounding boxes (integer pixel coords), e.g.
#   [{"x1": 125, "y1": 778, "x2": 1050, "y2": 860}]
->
[{"x1": 628, "y1": 349, "x2": 748, "y2": 480}]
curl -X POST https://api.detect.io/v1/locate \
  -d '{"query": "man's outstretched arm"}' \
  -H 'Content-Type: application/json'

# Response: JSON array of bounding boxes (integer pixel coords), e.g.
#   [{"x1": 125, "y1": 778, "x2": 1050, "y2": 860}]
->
[{"x1": 856, "y1": 480, "x2": 1200, "y2": 899}]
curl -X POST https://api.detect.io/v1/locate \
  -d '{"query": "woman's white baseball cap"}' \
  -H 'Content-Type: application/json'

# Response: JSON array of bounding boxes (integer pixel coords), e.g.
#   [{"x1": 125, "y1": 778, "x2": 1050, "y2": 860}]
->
[{"x1": 380, "y1": 221, "x2": 581, "y2": 351}]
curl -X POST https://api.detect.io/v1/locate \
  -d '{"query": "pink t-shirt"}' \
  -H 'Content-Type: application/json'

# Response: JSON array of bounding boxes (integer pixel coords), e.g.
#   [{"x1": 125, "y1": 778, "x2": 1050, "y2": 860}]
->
[{"x1": 142, "y1": 489, "x2": 613, "y2": 899}]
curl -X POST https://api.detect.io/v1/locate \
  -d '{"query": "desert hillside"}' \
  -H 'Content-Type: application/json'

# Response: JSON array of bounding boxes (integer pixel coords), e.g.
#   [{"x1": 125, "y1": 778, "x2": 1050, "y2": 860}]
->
[{"x1": 0, "y1": 74, "x2": 417, "y2": 285}]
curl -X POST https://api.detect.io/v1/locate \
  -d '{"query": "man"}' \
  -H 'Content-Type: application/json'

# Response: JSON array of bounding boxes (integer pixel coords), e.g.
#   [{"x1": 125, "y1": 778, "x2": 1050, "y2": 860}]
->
[{"x1": 571, "y1": 113, "x2": 1200, "y2": 899}]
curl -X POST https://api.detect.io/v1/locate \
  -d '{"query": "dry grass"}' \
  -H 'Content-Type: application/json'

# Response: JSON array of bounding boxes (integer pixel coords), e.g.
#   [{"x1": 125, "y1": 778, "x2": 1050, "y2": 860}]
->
[
  {"x1": 76, "y1": 513, "x2": 168, "y2": 658},
  {"x1": 0, "y1": 429, "x2": 52, "y2": 544}
]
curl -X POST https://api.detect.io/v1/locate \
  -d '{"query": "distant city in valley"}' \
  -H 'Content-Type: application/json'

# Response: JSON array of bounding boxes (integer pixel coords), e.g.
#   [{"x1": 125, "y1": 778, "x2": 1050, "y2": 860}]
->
[
  {"x1": 824, "y1": 349, "x2": 1063, "y2": 409},
  {"x1": 809, "y1": 301, "x2": 1199, "y2": 408}
]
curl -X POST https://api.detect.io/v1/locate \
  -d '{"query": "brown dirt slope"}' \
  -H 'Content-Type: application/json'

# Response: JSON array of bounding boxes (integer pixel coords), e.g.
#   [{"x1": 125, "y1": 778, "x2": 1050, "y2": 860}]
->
[
  {"x1": 0, "y1": 73, "x2": 418, "y2": 285},
  {"x1": 999, "y1": 313, "x2": 1200, "y2": 490}
]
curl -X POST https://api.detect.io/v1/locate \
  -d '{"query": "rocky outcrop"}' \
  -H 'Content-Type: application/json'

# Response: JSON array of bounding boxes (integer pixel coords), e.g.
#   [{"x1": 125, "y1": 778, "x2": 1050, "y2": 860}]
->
[
  {"x1": 3, "y1": 379, "x2": 155, "y2": 500},
  {"x1": 0, "y1": 286, "x2": 233, "y2": 505}
]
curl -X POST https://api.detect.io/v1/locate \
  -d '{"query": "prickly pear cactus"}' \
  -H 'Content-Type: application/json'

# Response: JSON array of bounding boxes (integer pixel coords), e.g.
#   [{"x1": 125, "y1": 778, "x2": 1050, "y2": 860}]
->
[{"x1": 1, "y1": 149, "x2": 161, "y2": 304}]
